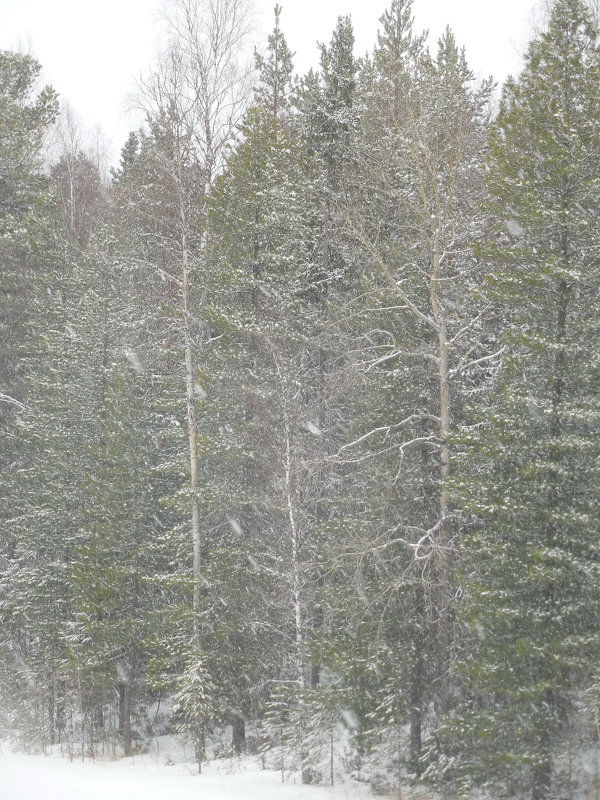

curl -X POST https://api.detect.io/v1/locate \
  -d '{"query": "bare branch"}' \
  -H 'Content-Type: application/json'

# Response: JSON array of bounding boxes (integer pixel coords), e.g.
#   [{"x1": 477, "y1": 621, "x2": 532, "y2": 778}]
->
[
  {"x1": 338, "y1": 414, "x2": 441, "y2": 453},
  {"x1": 449, "y1": 345, "x2": 507, "y2": 378},
  {"x1": 0, "y1": 393, "x2": 26, "y2": 411}
]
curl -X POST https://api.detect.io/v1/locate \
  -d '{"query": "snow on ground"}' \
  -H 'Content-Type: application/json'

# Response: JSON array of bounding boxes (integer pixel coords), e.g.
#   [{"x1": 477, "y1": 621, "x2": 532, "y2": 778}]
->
[{"x1": 0, "y1": 740, "x2": 375, "y2": 800}]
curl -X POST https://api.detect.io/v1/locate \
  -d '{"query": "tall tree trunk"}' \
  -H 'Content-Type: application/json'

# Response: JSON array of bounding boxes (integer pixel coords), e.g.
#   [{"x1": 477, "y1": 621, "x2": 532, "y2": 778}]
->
[
  {"x1": 232, "y1": 716, "x2": 246, "y2": 755},
  {"x1": 431, "y1": 232, "x2": 452, "y2": 718},
  {"x1": 409, "y1": 584, "x2": 425, "y2": 775},
  {"x1": 48, "y1": 684, "x2": 55, "y2": 746},
  {"x1": 123, "y1": 682, "x2": 132, "y2": 757},
  {"x1": 532, "y1": 756, "x2": 552, "y2": 800},
  {"x1": 286, "y1": 415, "x2": 305, "y2": 694},
  {"x1": 181, "y1": 220, "x2": 202, "y2": 652},
  {"x1": 276, "y1": 355, "x2": 308, "y2": 781},
  {"x1": 310, "y1": 563, "x2": 325, "y2": 688},
  {"x1": 180, "y1": 212, "x2": 206, "y2": 771},
  {"x1": 118, "y1": 683, "x2": 125, "y2": 733},
  {"x1": 56, "y1": 680, "x2": 65, "y2": 743}
]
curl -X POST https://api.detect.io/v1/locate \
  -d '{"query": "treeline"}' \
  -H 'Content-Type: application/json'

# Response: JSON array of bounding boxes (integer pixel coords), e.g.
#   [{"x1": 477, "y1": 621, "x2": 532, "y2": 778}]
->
[{"x1": 1, "y1": 0, "x2": 599, "y2": 797}]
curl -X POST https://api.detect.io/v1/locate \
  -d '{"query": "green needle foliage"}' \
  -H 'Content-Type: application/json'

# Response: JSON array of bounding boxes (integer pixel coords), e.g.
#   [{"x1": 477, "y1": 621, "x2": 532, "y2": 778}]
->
[{"x1": 447, "y1": 2, "x2": 600, "y2": 797}]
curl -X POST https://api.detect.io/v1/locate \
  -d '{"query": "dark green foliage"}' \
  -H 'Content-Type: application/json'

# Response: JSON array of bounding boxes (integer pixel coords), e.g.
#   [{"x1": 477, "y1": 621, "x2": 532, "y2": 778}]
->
[
  {"x1": 2, "y1": 4, "x2": 599, "y2": 797},
  {"x1": 0, "y1": 50, "x2": 59, "y2": 535},
  {"x1": 254, "y1": 5, "x2": 294, "y2": 120},
  {"x1": 447, "y1": 2, "x2": 600, "y2": 797}
]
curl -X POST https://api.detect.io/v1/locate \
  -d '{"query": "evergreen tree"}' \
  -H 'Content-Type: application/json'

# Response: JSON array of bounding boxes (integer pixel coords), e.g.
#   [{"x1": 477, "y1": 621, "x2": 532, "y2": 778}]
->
[
  {"x1": 254, "y1": 5, "x2": 294, "y2": 121},
  {"x1": 205, "y1": 18, "x2": 354, "y2": 763},
  {"x1": 205, "y1": 102, "x2": 320, "y2": 770},
  {"x1": 295, "y1": 15, "x2": 358, "y2": 293},
  {"x1": 327, "y1": 4, "x2": 494, "y2": 787},
  {"x1": 0, "y1": 51, "x2": 58, "y2": 581},
  {"x1": 450, "y1": 1, "x2": 600, "y2": 797},
  {"x1": 0, "y1": 50, "x2": 58, "y2": 398}
]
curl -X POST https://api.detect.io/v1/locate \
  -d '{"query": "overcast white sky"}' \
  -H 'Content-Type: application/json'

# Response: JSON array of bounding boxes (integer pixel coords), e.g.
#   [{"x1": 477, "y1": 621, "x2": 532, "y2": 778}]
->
[{"x1": 0, "y1": 0, "x2": 539, "y2": 163}]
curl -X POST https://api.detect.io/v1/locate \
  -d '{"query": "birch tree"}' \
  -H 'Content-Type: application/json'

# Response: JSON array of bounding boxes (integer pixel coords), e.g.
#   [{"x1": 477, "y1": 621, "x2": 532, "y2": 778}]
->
[{"x1": 135, "y1": 0, "x2": 251, "y2": 768}]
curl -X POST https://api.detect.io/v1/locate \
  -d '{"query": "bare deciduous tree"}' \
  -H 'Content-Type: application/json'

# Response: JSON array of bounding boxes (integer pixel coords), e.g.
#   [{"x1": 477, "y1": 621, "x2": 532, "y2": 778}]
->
[{"x1": 136, "y1": 0, "x2": 252, "y2": 769}]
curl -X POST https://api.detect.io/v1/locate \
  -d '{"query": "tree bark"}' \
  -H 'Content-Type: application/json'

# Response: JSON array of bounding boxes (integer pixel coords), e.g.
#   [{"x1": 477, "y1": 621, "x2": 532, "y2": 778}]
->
[
  {"x1": 409, "y1": 584, "x2": 425, "y2": 775},
  {"x1": 431, "y1": 231, "x2": 452, "y2": 718},
  {"x1": 532, "y1": 758, "x2": 552, "y2": 800},
  {"x1": 232, "y1": 716, "x2": 246, "y2": 755},
  {"x1": 181, "y1": 217, "x2": 206, "y2": 771},
  {"x1": 123, "y1": 683, "x2": 132, "y2": 757},
  {"x1": 310, "y1": 571, "x2": 325, "y2": 689}
]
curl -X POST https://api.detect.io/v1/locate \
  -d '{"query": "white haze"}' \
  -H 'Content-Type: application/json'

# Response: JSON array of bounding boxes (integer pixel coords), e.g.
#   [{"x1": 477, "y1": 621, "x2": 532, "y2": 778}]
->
[{"x1": 0, "y1": 0, "x2": 537, "y2": 162}]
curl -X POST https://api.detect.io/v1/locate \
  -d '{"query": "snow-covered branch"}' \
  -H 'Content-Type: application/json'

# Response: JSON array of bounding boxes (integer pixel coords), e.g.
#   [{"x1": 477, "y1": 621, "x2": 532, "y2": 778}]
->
[
  {"x1": 0, "y1": 393, "x2": 25, "y2": 411},
  {"x1": 338, "y1": 414, "x2": 442, "y2": 452},
  {"x1": 449, "y1": 345, "x2": 507, "y2": 378}
]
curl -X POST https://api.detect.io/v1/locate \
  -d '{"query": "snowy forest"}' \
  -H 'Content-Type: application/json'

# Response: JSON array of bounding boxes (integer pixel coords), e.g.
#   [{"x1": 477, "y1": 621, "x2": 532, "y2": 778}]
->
[{"x1": 1, "y1": 0, "x2": 599, "y2": 798}]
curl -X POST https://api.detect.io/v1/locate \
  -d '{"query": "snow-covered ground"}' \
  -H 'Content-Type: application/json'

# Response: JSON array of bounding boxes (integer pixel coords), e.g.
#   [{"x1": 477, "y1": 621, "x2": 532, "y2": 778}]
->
[{"x1": 1, "y1": 740, "x2": 375, "y2": 800}]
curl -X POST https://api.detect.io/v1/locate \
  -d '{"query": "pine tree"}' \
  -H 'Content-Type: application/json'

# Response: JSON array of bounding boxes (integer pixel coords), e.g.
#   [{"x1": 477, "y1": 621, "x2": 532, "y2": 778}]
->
[
  {"x1": 254, "y1": 5, "x2": 294, "y2": 121},
  {"x1": 0, "y1": 50, "x2": 58, "y2": 398},
  {"x1": 449, "y1": 2, "x2": 600, "y2": 797},
  {"x1": 0, "y1": 51, "x2": 58, "y2": 595},
  {"x1": 295, "y1": 15, "x2": 358, "y2": 292},
  {"x1": 204, "y1": 101, "x2": 318, "y2": 768},
  {"x1": 329, "y1": 6, "x2": 493, "y2": 786},
  {"x1": 203, "y1": 14, "x2": 355, "y2": 764}
]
